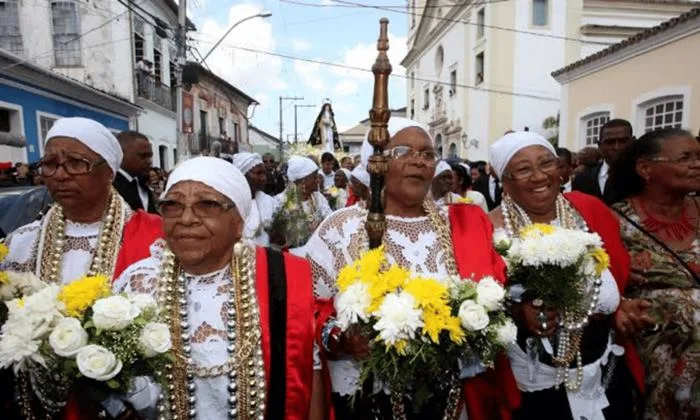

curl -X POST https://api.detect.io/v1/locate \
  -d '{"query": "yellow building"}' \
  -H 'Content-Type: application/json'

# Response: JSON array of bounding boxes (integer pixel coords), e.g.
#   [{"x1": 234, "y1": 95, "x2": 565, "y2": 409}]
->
[{"x1": 553, "y1": 7, "x2": 700, "y2": 151}]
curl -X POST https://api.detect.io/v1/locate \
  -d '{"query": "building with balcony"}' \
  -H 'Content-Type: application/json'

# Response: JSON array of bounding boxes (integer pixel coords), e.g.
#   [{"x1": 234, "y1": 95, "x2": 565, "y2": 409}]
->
[
  {"x1": 402, "y1": 0, "x2": 700, "y2": 160},
  {"x1": 183, "y1": 63, "x2": 258, "y2": 156},
  {"x1": 553, "y1": 8, "x2": 700, "y2": 151}
]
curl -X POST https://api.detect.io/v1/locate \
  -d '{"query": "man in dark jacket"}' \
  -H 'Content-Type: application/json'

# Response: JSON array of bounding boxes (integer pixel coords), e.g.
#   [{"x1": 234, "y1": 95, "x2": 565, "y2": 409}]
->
[{"x1": 113, "y1": 130, "x2": 158, "y2": 213}]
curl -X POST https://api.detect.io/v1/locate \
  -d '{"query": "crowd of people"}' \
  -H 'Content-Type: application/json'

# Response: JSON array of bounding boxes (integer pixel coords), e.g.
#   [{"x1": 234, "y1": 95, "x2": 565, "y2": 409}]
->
[{"x1": 0, "y1": 115, "x2": 697, "y2": 420}]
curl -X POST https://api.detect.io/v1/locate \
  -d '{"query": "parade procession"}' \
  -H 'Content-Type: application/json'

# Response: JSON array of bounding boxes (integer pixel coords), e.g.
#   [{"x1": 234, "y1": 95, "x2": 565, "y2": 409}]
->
[{"x1": 0, "y1": 1, "x2": 699, "y2": 420}]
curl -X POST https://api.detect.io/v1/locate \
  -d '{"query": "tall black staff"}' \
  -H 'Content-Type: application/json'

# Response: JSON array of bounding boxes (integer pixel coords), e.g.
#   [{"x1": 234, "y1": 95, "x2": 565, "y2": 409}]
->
[{"x1": 366, "y1": 18, "x2": 392, "y2": 249}]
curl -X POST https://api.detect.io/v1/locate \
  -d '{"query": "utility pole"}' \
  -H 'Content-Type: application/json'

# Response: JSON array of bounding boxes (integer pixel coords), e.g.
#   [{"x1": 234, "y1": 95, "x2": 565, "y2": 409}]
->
[
  {"x1": 294, "y1": 104, "x2": 315, "y2": 144},
  {"x1": 278, "y1": 96, "x2": 303, "y2": 159},
  {"x1": 175, "y1": 0, "x2": 188, "y2": 162}
]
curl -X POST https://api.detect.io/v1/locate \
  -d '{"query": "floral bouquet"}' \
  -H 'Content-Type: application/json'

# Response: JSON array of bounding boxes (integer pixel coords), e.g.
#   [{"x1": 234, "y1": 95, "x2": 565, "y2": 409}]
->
[
  {"x1": 0, "y1": 275, "x2": 172, "y2": 414},
  {"x1": 269, "y1": 184, "x2": 317, "y2": 248},
  {"x1": 325, "y1": 186, "x2": 339, "y2": 209},
  {"x1": 498, "y1": 224, "x2": 610, "y2": 312},
  {"x1": 334, "y1": 246, "x2": 516, "y2": 416}
]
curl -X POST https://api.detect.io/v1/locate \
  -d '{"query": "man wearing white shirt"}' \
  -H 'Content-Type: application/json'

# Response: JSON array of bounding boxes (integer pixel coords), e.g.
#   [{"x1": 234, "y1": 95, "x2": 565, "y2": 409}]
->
[
  {"x1": 114, "y1": 131, "x2": 157, "y2": 213},
  {"x1": 556, "y1": 147, "x2": 574, "y2": 193},
  {"x1": 320, "y1": 152, "x2": 336, "y2": 190}
]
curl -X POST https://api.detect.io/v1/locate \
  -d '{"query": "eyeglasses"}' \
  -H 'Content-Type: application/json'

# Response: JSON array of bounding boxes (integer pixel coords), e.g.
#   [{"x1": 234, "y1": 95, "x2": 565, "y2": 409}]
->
[
  {"x1": 158, "y1": 199, "x2": 235, "y2": 219},
  {"x1": 384, "y1": 146, "x2": 438, "y2": 164},
  {"x1": 649, "y1": 152, "x2": 700, "y2": 166},
  {"x1": 38, "y1": 157, "x2": 106, "y2": 177},
  {"x1": 505, "y1": 157, "x2": 559, "y2": 181}
]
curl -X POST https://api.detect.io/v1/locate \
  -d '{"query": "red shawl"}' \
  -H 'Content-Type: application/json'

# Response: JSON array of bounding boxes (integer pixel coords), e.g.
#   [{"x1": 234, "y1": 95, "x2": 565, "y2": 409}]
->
[{"x1": 564, "y1": 191, "x2": 645, "y2": 393}]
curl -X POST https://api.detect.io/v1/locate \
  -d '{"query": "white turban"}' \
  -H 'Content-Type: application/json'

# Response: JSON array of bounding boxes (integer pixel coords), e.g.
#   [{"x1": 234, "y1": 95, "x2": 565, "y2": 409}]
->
[
  {"x1": 459, "y1": 162, "x2": 471, "y2": 173},
  {"x1": 489, "y1": 131, "x2": 557, "y2": 179},
  {"x1": 351, "y1": 165, "x2": 370, "y2": 187},
  {"x1": 338, "y1": 168, "x2": 352, "y2": 181},
  {"x1": 46, "y1": 117, "x2": 123, "y2": 179},
  {"x1": 164, "y1": 157, "x2": 252, "y2": 221},
  {"x1": 287, "y1": 156, "x2": 318, "y2": 183},
  {"x1": 232, "y1": 152, "x2": 263, "y2": 175},
  {"x1": 433, "y1": 160, "x2": 452, "y2": 179},
  {"x1": 361, "y1": 117, "x2": 432, "y2": 167}
]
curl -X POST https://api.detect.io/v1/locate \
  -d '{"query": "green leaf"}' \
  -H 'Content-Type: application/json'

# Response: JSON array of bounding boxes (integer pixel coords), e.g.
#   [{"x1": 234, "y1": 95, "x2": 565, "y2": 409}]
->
[{"x1": 106, "y1": 379, "x2": 120, "y2": 390}]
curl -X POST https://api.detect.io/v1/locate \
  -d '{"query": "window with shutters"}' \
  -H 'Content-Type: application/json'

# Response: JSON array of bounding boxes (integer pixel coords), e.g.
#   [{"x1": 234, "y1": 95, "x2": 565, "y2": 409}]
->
[
  {"x1": 0, "y1": 0, "x2": 23, "y2": 55},
  {"x1": 642, "y1": 96, "x2": 684, "y2": 133},
  {"x1": 133, "y1": 16, "x2": 145, "y2": 64},
  {"x1": 51, "y1": 1, "x2": 81, "y2": 67},
  {"x1": 580, "y1": 112, "x2": 610, "y2": 146}
]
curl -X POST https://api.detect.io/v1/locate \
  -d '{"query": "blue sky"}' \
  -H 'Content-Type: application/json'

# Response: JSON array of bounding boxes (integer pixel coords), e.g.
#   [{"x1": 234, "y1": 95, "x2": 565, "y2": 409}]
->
[{"x1": 187, "y1": 0, "x2": 409, "y2": 141}]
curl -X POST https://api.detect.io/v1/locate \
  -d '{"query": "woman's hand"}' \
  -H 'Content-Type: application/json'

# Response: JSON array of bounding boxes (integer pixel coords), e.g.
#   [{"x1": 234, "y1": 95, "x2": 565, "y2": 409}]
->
[
  {"x1": 516, "y1": 301, "x2": 558, "y2": 337},
  {"x1": 615, "y1": 298, "x2": 654, "y2": 337},
  {"x1": 341, "y1": 325, "x2": 370, "y2": 360}
]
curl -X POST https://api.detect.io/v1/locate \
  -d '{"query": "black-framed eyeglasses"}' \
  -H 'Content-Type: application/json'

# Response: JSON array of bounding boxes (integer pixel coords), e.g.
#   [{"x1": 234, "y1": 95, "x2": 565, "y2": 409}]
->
[
  {"x1": 383, "y1": 146, "x2": 438, "y2": 164},
  {"x1": 158, "y1": 199, "x2": 235, "y2": 219},
  {"x1": 648, "y1": 152, "x2": 700, "y2": 166},
  {"x1": 38, "y1": 157, "x2": 106, "y2": 177},
  {"x1": 505, "y1": 157, "x2": 559, "y2": 181}
]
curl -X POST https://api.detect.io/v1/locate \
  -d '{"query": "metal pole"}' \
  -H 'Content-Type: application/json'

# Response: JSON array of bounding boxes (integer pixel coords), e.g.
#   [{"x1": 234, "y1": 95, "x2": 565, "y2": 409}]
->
[
  {"x1": 175, "y1": 0, "x2": 188, "y2": 163},
  {"x1": 278, "y1": 96, "x2": 303, "y2": 159},
  {"x1": 279, "y1": 96, "x2": 283, "y2": 160},
  {"x1": 199, "y1": 11, "x2": 272, "y2": 66},
  {"x1": 294, "y1": 104, "x2": 314, "y2": 143}
]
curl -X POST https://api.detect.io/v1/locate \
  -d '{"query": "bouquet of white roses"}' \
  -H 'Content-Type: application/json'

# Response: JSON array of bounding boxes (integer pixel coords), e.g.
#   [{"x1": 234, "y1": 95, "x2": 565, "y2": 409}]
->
[
  {"x1": 334, "y1": 246, "x2": 516, "y2": 415},
  {"x1": 499, "y1": 224, "x2": 610, "y2": 312},
  {"x1": 0, "y1": 275, "x2": 172, "y2": 402}
]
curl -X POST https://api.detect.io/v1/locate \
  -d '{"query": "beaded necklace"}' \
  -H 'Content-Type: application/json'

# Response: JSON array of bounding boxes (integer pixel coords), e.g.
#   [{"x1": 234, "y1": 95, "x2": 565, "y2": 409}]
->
[
  {"x1": 501, "y1": 193, "x2": 602, "y2": 391},
  {"x1": 156, "y1": 242, "x2": 266, "y2": 420}
]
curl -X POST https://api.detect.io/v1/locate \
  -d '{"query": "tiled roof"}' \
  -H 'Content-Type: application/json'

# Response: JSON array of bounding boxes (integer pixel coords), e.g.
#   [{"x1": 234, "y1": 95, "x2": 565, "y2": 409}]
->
[{"x1": 552, "y1": 7, "x2": 700, "y2": 77}]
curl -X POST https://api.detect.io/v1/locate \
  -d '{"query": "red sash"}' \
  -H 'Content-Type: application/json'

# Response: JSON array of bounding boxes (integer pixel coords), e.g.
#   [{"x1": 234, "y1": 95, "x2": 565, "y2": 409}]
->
[
  {"x1": 450, "y1": 204, "x2": 521, "y2": 420},
  {"x1": 256, "y1": 247, "x2": 315, "y2": 419},
  {"x1": 564, "y1": 191, "x2": 645, "y2": 393}
]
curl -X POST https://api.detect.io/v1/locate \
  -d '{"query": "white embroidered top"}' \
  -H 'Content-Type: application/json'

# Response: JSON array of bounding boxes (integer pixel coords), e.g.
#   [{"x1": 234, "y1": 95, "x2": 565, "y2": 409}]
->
[
  {"x1": 243, "y1": 191, "x2": 282, "y2": 247},
  {"x1": 303, "y1": 205, "x2": 453, "y2": 395}
]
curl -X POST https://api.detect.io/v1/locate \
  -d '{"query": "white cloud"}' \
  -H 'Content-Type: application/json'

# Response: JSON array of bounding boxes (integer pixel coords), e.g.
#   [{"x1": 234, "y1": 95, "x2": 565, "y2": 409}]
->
[
  {"x1": 294, "y1": 60, "x2": 324, "y2": 91},
  {"x1": 291, "y1": 39, "x2": 311, "y2": 52},
  {"x1": 334, "y1": 79, "x2": 358, "y2": 96},
  {"x1": 331, "y1": 33, "x2": 408, "y2": 82}
]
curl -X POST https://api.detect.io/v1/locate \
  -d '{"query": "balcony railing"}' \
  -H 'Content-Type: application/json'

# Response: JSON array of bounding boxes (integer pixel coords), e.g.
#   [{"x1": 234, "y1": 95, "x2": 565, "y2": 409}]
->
[
  {"x1": 190, "y1": 134, "x2": 238, "y2": 155},
  {"x1": 136, "y1": 71, "x2": 176, "y2": 111}
]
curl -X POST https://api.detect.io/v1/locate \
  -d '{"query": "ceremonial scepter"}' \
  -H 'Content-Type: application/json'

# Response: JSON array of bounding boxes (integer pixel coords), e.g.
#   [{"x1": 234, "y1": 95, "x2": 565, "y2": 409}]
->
[{"x1": 366, "y1": 18, "x2": 392, "y2": 249}]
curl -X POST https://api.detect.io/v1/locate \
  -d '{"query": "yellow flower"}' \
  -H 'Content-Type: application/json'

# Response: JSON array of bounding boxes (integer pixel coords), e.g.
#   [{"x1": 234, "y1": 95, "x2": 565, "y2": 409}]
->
[
  {"x1": 0, "y1": 271, "x2": 8, "y2": 285},
  {"x1": 0, "y1": 243, "x2": 8, "y2": 261},
  {"x1": 394, "y1": 339, "x2": 408, "y2": 355},
  {"x1": 520, "y1": 223, "x2": 556, "y2": 238},
  {"x1": 327, "y1": 186, "x2": 339, "y2": 198},
  {"x1": 443, "y1": 316, "x2": 465, "y2": 344},
  {"x1": 58, "y1": 275, "x2": 111, "y2": 318},
  {"x1": 456, "y1": 196, "x2": 473, "y2": 204},
  {"x1": 403, "y1": 277, "x2": 448, "y2": 309},
  {"x1": 590, "y1": 247, "x2": 610, "y2": 277},
  {"x1": 422, "y1": 309, "x2": 446, "y2": 343},
  {"x1": 337, "y1": 265, "x2": 359, "y2": 293},
  {"x1": 17, "y1": 298, "x2": 25, "y2": 308}
]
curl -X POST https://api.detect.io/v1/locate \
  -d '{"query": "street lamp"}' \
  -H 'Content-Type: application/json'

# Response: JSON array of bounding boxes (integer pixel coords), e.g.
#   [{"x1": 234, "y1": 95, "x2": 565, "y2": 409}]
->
[{"x1": 199, "y1": 11, "x2": 272, "y2": 65}]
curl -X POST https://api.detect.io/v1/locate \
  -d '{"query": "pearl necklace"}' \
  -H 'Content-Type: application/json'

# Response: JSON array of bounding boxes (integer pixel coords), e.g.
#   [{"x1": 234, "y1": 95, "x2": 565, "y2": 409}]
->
[
  {"x1": 501, "y1": 194, "x2": 602, "y2": 391},
  {"x1": 37, "y1": 188, "x2": 125, "y2": 283},
  {"x1": 157, "y1": 243, "x2": 266, "y2": 420}
]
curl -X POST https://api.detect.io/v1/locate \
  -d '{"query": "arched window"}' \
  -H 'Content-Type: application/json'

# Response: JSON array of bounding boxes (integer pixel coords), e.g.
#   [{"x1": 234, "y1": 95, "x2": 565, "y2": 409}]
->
[
  {"x1": 579, "y1": 112, "x2": 610, "y2": 146},
  {"x1": 435, "y1": 46, "x2": 444, "y2": 77},
  {"x1": 641, "y1": 96, "x2": 684, "y2": 133},
  {"x1": 448, "y1": 143, "x2": 457, "y2": 158},
  {"x1": 435, "y1": 134, "x2": 443, "y2": 158}
]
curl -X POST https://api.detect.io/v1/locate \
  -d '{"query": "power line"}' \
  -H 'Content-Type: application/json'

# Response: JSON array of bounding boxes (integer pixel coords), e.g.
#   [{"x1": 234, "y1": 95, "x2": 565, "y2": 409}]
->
[
  {"x1": 190, "y1": 37, "x2": 559, "y2": 102},
  {"x1": 280, "y1": 0, "x2": 511, "y2": 9}
]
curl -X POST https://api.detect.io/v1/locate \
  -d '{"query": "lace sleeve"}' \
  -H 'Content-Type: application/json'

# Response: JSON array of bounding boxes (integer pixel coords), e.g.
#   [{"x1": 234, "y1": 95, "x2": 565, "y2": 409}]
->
[
  {"x1": 1, "y1": 221, "x2": 41, "y2": 273},
  {"x1": 594, "y1": 269, "x2": 620, "y2": 315},
  {"x1": 113, "y1": 240, "x2": 166, "y2": 295}
]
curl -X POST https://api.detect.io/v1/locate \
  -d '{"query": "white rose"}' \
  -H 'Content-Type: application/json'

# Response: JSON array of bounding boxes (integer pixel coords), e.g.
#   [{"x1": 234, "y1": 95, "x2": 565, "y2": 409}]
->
[
  {"x1": 76, "y1": 345, "x2": 123, "y2": 381},
  {"x1": 493, "y1": 230, "x2": 512, "y2": 251},
  {"x1": 139, "y1": 323, "x2": 172, "y2": 357},
  {"x1": 458, "y1": 300, "x2": 489, "y2": 331},
  {"x1": 92, "y1": 296, "x2": 139, "y2": 331},
  {"x1": 129, "y1": 294, "x2": 157, "y2": 313},
  {"x1": 476, "y1": 277, "x2": 506, "y2": 311},
  {"x1": 49, "y1": 317, "x2": 88, "y2": 357},
  {"x1": 495, "y1": 319, "x2": 518, "y2": 345}
]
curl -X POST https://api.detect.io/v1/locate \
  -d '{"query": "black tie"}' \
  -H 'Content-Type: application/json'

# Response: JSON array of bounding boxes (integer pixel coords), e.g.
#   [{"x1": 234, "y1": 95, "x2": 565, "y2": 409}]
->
[
  {"x1": 493, "y1": 178, "x2": 501, "y2": 201},
  {"x1": 130, "y1": 179, "x2": 145, "y2": 210}
]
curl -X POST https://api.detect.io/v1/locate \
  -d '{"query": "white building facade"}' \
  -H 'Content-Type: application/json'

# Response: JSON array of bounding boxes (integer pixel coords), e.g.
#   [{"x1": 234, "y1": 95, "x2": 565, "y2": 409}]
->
[{"x1": 402, "y1": 0, "x2": 700, "y2": 160}]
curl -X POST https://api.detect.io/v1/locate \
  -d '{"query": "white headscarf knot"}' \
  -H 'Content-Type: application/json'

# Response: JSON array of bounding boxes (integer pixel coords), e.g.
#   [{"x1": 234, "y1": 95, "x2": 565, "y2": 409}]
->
[
  {"x1": 232, "y1": 152, "x2": 263, "y2": 175},
  {"x1": 489, "y1": 131, "x2": 557, "y2": 179},
  {"x1": 164, "y1": 157, "x2": 252, "y2": 221},
  {"x1": 433, "y1": 160, "x2": 452, "y2": 179},
  {"x1": 46, "y1": 117, "x2": 123, "y2": 179},
  {"x1": 287, "y1": 156, "x2": 318, "y2": 182}
]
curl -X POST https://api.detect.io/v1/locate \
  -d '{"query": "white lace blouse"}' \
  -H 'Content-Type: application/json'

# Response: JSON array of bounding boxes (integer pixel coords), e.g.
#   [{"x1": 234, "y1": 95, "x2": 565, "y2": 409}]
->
[
  {"x1": 243, "y1": 191, "x2": 282, "y2": 247},
  {"x1": 303, "y1": 205, "x2": 453, "y2": 395}
]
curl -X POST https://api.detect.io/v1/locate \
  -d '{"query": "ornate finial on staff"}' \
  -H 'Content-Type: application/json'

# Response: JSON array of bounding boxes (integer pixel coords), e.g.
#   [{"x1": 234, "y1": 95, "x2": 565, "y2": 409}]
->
[{"x1": 366, "y1": 18, "x2": 392, "y2": 249}]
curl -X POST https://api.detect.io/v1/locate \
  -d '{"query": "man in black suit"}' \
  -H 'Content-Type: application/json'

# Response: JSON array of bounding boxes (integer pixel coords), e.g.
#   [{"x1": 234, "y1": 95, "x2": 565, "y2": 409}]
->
[
  {"x1": 113, "y1": 130, "x2": 157, "y2": 213},
  {"x1": 473, "y1": 163, "x2": 502, "y2": 211},
  {"x1": 572, "y1": 119, "x2": 634, "y2": 204}
]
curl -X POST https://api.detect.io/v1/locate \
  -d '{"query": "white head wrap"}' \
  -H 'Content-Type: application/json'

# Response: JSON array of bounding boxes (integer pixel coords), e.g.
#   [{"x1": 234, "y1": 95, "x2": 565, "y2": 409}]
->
[
  {"x1": 459, "y1": 162, "x2": 471, "y2": 173},
  {"x1": 433, "y1": 160, "x2": 452, "y2": 179},
  {"x1": 360, "y1": 117, "x2": 432, "y2": 167},
  {"x1": 489, "y1": 131, "x2": 557, "y2": 179},
  {"x1": 351, "y1": 165, "x2": 370, "y2": 187},
  {"x1": 46, "y1": 117, "x2": 123, "y2": 179},
  {"x1": 338, "y1": 168, "x2": 352, "y2": 182},
  {"x1": 232, "y1": 152, "x2": 263, "y2": 175},
  {"x1": 287, "y1": 156, "x2": 318, "y2": 182},
  {"x1": 164, "y1": 157, "x2": 252, "y2": 221}
]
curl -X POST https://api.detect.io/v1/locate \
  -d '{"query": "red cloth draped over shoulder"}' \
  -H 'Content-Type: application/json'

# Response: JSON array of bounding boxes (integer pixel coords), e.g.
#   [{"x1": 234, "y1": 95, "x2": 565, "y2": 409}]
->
[
  {"x1": 256, "y1": 247, "x2": 315, "y2": 419},
  {"x1": 63, "y1": 211, "x2": 163, "y2": 420},
  {"x1": 449, "y1": 204, "x2": 521, "y2": 420},
  {"x1": 564, "y1": 191, "x2": 645, "y2": 393}
]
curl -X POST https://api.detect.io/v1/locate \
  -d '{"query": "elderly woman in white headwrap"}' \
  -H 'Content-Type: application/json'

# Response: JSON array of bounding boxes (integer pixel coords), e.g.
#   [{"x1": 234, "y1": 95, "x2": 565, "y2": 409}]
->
[
  {"x1": 432, "y1": 161, "x2": 489, "y2": 212},
  {"x1": 114, "y1": 156, "x2": 317, "y2": 420},
  {"x1": 487, "y1": 131, "x2": 651, "y2": 420},
  {"x1": 232, "y1": 151, "x2": 282, "y2": 247},
  {"x1": 306, "y1": 117, "x2": 517, "y2": 420},
  {"x1": 0, "y1": 117, "x2": 163, "y2": 418},
  {"x1": 348, "y1": 165, "x2": 370, "y2": 207},
  {"x1": 329, "y1": 168, "x2": 351, "y2": 210}
]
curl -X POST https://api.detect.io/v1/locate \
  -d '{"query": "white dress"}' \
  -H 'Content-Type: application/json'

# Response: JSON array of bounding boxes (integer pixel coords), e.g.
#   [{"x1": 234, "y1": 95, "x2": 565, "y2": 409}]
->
[
  {"x1": 243, "y1": 191, "x2": 281, "y2": 247},
  {"x1": 304, "y1": 205, "x2": 454, "y2": 396},
  {"x1": 114, "y1": 240, "x2": 233, "y2": 420}
]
